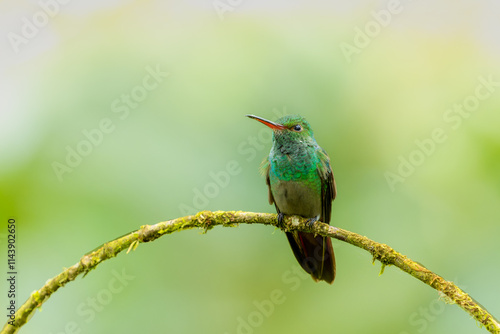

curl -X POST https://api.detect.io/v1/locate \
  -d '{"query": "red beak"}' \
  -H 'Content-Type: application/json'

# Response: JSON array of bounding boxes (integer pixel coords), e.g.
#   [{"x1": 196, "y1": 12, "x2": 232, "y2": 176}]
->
[{"x1": 246, "y1": 114, "x2": 285, "y2": 130}]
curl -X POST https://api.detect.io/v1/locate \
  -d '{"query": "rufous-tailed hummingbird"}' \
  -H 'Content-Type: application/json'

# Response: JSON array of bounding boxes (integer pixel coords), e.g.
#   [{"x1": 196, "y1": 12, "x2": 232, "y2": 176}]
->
[{"x1": 246, "y1": 114, "x2": 337, "y2": 284}]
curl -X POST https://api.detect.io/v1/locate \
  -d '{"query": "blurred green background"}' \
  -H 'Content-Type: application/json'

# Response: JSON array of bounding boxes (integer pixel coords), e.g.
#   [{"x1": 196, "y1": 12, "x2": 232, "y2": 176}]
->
[{"x1": 1, "y1": 1, "x2": 500, "y2": 333}]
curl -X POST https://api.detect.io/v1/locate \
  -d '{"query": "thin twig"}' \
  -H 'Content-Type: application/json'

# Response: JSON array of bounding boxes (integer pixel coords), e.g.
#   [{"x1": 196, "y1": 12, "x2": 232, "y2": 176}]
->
[{"x1": 1, "y1": 211, "x2": 499, "y2": 334}]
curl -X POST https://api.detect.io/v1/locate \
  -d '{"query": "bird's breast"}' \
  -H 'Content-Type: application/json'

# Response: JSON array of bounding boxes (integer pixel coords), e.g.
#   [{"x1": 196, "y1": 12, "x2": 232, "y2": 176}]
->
[
  {"x1": 270, "y1": 179, "x2": 321, "y2": 218},
  {"x1": 268, "y1": 147, "x2": 322, "y2": 218}
]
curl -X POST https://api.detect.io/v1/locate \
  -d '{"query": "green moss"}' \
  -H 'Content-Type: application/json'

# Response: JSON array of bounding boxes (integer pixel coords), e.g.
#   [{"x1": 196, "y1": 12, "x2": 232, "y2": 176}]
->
[{"x1": 2, "y1": 211, "x2": 499, "y2": 334}]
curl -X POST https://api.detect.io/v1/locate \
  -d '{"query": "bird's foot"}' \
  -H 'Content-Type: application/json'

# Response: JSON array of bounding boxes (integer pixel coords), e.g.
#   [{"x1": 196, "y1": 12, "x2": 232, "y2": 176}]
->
[
  {"x1": 305, "y1": 216, "x2": 319, "y2": 228},
  {"x1": 277, "y1": 212, "x2": 285, "y2": 228}
]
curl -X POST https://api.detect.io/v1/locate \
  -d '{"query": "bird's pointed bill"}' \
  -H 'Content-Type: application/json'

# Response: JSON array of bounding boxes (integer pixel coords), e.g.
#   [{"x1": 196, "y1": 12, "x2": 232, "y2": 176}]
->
[{"x1": 246, "y1": 114, "x2": 285, "y2": 130}]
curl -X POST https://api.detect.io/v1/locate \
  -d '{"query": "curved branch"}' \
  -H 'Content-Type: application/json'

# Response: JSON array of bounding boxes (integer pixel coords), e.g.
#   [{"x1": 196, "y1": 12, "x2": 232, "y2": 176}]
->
[{"x1": 2, "y1": 211, "x2": 499, "y2": 334}]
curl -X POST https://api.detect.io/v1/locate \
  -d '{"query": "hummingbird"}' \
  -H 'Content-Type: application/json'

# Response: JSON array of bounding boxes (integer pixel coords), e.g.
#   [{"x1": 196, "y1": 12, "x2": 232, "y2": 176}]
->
[{"x1": 246, "y1": 114, "x2": 337, "y2": 284}]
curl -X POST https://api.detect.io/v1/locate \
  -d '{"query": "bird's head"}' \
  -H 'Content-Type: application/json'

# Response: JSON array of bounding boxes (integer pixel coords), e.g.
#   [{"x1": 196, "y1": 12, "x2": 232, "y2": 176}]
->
[{"x1": 246, "y1": 114, "x2": 315, "y2": 145}]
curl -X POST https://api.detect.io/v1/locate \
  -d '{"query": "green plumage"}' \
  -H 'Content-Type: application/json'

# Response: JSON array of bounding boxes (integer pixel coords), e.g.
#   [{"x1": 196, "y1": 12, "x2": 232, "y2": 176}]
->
[{"x1": 248, "y1": 114, "x2": 337, "y2": 284}]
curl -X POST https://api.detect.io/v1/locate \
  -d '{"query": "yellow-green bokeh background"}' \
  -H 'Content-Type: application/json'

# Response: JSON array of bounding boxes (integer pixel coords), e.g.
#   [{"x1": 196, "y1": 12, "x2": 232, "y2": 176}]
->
[{"x1": 1, "y1": 1, "x2": 500, "y2": 333}]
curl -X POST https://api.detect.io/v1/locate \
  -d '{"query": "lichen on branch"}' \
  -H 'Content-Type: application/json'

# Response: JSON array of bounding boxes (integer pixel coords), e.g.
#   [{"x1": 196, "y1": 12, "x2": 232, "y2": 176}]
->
[{"x1": 1, "y1": 211, "x2": 499, "y2": 334}]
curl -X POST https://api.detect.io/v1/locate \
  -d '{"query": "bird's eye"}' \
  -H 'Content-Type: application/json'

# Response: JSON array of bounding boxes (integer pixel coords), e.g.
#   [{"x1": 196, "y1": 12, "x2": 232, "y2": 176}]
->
[{"x1": 293, "y1": 124, "x2": 302, "y2": 132}]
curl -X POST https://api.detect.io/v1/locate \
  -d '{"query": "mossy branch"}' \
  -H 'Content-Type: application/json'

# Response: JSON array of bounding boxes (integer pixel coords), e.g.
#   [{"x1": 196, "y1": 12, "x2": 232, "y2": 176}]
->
[{"x1": 2, "y1": 211, "x2": 499, "y2": 334}]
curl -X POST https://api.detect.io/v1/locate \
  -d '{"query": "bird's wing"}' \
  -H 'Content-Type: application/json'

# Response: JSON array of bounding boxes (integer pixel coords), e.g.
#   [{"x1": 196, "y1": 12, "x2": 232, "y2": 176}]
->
[
  {"x1": 316, "y1": 148, "x2": 336, "y2": 225},
  {"x1": 260, "y1": 157, "x2": 276, "y2": 206}
]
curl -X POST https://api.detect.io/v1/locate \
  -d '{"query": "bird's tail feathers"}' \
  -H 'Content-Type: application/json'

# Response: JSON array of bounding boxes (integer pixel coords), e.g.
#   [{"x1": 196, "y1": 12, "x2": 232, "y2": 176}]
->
[{"x1": 286, "y1": 231, "x2": 336, "y2": 284}]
